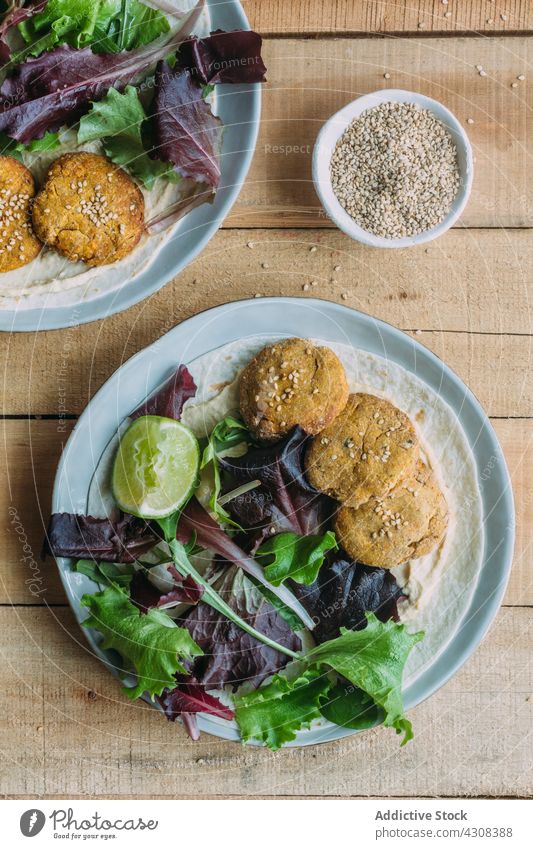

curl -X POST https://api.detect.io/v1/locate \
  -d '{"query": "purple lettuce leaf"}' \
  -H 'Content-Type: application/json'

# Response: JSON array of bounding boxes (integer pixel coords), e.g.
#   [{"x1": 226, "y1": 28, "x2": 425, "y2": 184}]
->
[
  {"x1": 130, "y1": 567, "x2": 203, "y2": 613},
  {"x1": 177, "y1": 497, "x2": 315, "y2": 629},
  {"x1": 291, "y1": 552, "x2": 405, "y2": 644},
  {"x1": 130, "y1": 364, "x2": 197, "y2": 420},
  {"x1": 0, "y1": 0, "x2": 205, "y2": 143},
  {"x1": 158, "y1": 674, "x2": 234, "y2": 722},
  {"x1": 180, "y1": 562, "x2": 301, "y2": 690},
  {"x1": 220, "y1": 427, "x2": 335, "y2": 538},
  {"x1": 151, "y1": 60, "x2": 222, "y2": 187},
  {"x1": 0, "y1": 1, "x2": 47, "y2": 64},
  {"x1": 43, "y1": 512, "x2": 157, "y2": 563},
  {"x1": 178, "y1": 29, "x2": 267, "y2": 85}
]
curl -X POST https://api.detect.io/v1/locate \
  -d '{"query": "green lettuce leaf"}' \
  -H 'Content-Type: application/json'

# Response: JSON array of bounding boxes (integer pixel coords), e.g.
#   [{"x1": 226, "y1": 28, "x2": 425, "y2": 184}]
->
[
  {"x1": 78, "y1": 86, "x2": 176, "y2": 189},
  {"x1": 0, "y1": 130, "x2": 60, "y2": 161},
  {"x1": 17, "y1": 0, "x2": 169, "y2": 59},
  {"x1": 319, "y1": 682, "x2": 381, "y2": 730},
  {"x1": 234, "y1": 669, "x2": 331, "y2": 750},
  {"x1": 200, "y1": 416, "x2": 250, "y2": 526},
  {"x1": 306, "y1": 613, "x2": 424, "y2": 744},
  {"x1": 74, "y1": 559, "x2": 135, "y2": 590},
  {"x1": 257, "y1": 530, "x2": 337, "y2": 586},
  {"x1": 81, "y1": 585, "x2": 202, "y2": 699}
]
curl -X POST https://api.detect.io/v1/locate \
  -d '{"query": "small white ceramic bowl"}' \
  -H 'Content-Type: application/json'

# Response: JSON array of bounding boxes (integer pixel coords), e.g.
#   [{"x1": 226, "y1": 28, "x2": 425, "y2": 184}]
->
[{"x1": 312, "y1": 89, "x2": 474, "y2": 249}]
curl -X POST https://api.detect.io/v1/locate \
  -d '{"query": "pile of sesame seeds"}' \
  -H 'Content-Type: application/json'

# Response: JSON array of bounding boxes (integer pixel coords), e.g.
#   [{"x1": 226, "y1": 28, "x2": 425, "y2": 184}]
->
[
  {"x1": 0, "y1": 186, "x2": 33, "y2": 263},
  {"x1": 330, "y1": 101, "x2": 460, "y2": 239}
]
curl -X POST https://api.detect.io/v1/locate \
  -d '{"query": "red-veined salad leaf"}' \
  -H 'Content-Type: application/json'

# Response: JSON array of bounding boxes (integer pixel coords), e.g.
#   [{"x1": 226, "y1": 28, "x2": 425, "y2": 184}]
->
[
  {"x1": 0, "y1": 0, "x2": 47, "y2": 63},
  {"x1": 43, "y1": 512, "x2": 156, "y2": 563},
  {"x1": 81, "y1": 584, "x2": 202, "y2": 699},
  {"x1": 220, "y1": 426, "x2": 335, "y2": 538},
  {"x1": 0, "y1": 0, "x2": 205, "y2": 143},
  {"x1": 77, "y1": 85, "x2": 177, "y2": 189},
  {"x1": 158, "y1": 674, "x2": 234, "y2": 721},
  {"x1": 130, "y1": 363, "x2": 197, "y2": 420},
  {"x1": 151, "y1": 60, "x2": 222, "y2": 187},
  {"x1": 234, "y1": 669, "x2": 330, "y2": 750},
  {"x1": 177, "y1": 497, "x2": 315, "y2": 629},
  {"x1": 291, "y1": 554, "x2": 404, "y2": 643},
  {"x1": 181, "y1": 562, "x2": 302, "y2": 690},
  {"x1": 130, "y1": 566, "x2": 203, "y2": 612},
  {"x1": 178, "y1": 28, "x2": 267, "y2": 85},
  {"x1": 306, "y1": 614, "x2": 424, "y2": 745}
]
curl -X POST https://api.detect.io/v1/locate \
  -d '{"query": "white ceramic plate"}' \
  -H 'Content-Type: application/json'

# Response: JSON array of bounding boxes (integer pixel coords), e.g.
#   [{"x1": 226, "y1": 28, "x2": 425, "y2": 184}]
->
[
  {"x1": 51, "y1": 298, "x2": 514, "y2": 746},
  {"x1": 1, "y1": 0, "x2": 260, "y2": 332}
]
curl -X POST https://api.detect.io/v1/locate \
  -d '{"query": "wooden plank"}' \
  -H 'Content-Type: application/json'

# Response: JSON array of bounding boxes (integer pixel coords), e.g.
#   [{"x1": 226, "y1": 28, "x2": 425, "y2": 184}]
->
[
  {"x1": 226, "y1": 38, "x2": 532, "y2": 228},
  {"x1": 1, "y1": 418, "x2": 530, "y2": 606},
  {"x1": 1, "y1": 230, "x2": 532, "y2": 416},
  {"x1": 245, "y1": 1, "x2": 533, "y2": 36},
  {"x1": 1, "y1": 605, "x2": 531, "y2": 797}
]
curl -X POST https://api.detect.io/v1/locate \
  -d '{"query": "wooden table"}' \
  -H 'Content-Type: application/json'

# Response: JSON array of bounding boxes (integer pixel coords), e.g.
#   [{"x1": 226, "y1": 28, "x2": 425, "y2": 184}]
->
[{"x1": 1, "y1": 1, "x2": 532, "y2": 799}]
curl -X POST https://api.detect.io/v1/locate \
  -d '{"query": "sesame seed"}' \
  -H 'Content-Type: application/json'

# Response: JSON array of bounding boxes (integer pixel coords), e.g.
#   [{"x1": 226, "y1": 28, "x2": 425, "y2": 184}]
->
[
  {"x1": 518, "y1": 75, "x2": 525, "y2": 81},
  {"x1": 383, "y1": 72, "x2": 390, "y2": 80},
  {"x1": 309, "y1": 246, "x2": 317, "y2": 252},
  {"x1": 247, "y1": 241, "x2": 254, "y2": 248},
  {"x1": 262, "y1": 262, "x2": 269, "y2": 269}
]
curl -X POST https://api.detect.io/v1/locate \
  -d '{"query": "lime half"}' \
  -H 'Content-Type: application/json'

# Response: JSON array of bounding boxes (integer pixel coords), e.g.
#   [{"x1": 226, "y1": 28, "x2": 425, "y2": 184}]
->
[{"x1": 111, "y1": 415, "x2": 200, "y2": 519}]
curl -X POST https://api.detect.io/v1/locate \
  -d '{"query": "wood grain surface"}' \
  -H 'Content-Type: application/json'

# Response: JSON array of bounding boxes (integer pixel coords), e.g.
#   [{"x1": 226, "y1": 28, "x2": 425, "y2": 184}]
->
[
  {"x1": 227, "y1": 38, "x2": 532, "y2": 229},
  {"x1": 1, "y1": 0, "x2": 532, "y2": 800},
  {"x1": 245, "y1": 1, "x2": 533, "y2": 35},
  {"x1": 2, "y1": 605, "x2": 531, "y2": 797}
]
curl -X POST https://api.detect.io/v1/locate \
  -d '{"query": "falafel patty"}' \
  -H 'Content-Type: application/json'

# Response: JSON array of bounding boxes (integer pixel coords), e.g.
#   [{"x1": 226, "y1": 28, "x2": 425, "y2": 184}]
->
[
  {"x1": 239, "y1": 338, "x2": 349, "y2": 442},
  {"x1": 32, "y1": 153, "x2": 144, "y2": 266},
  {"x1": 0, "y1": 156, "x2": 41, "y2": 272},
  {"x1": 305, "y1": 393, "x2": 419, "y2": 508},
  {"x1": 334, "y1": 461, "x2": 448, "y2": 568}
]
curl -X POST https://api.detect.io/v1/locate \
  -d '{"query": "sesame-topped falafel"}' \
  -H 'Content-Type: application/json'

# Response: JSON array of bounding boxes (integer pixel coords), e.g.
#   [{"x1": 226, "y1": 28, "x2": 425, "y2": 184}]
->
[
  {"x1": 334, "y1": 461, "x2": 448, "y2": 568},
  {"x1": 239, "y1": 338, "x2": 349, "y2": 442},
  {"x1": 305, "y1": 393, "x2": 419, "y2": 508},
  {"x1": 32, "y1": 153, "x2": 144, "y2": 266},
  {"x1": 0, "y1": 156, "x2": 41, "y2": 272}
]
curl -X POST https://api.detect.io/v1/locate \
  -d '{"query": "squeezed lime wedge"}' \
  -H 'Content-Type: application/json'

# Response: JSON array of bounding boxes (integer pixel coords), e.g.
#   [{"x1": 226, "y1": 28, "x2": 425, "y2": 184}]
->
[{"x1": 111, "y1": 415, "x2": 200, "y2": 519}]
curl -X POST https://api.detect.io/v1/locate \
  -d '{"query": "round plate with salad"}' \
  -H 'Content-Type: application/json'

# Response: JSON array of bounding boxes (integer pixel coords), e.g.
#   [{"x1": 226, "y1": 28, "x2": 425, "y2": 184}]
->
[
  {"x1": 0, "y1": 0, "x2": 264, "y2": 330},
  {"x1": 45, "y1": 298, "x2": 514, "y2": 748}
]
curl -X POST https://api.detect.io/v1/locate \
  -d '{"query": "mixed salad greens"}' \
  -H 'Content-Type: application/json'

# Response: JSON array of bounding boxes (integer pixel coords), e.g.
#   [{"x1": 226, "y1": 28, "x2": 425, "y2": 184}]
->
[
  {"x1": 45, "y1": 364, "x2": 424, "y2": 749},
  {"x1": 0, "y1": 0, "x2": 266, "y2": 227}
]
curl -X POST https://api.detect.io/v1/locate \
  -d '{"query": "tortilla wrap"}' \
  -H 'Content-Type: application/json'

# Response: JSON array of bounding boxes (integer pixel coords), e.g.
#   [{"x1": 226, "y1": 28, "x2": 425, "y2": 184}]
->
[{"x1": 87, "y1": 335, "x2": 484, "y2": 684}]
